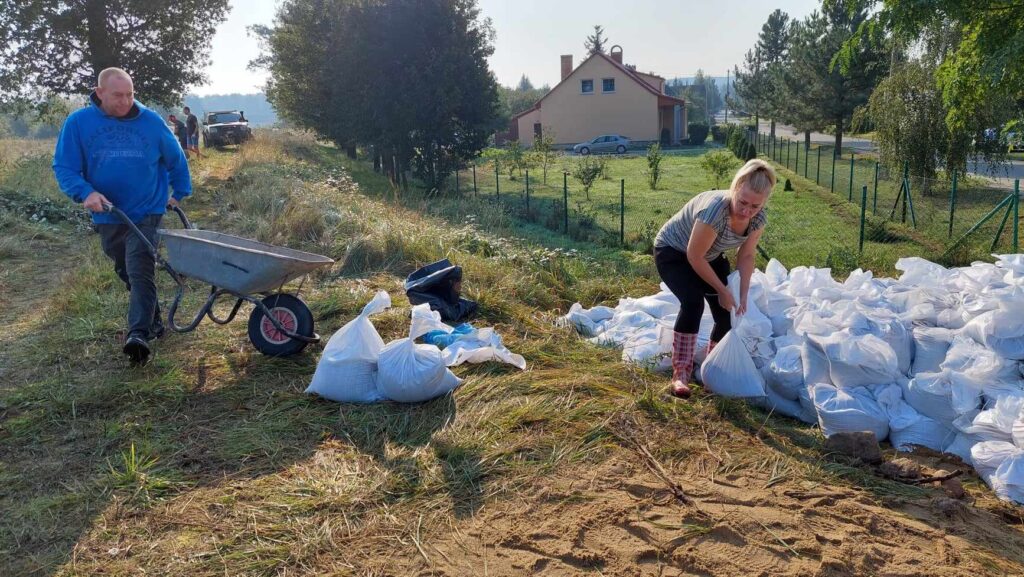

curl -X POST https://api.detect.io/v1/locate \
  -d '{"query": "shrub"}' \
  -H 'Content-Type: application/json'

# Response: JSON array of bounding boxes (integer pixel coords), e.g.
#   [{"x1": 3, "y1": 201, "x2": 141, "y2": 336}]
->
[
  {"x1": 504, "y1": 140, "x2": 526, "y2": 180},
  {"x1": 645, "y1": 142, "x2": 663, "y2": 190},
  {"x1": 572, "y1": 156, "x2": 603, "y2": 200},
  {"x1": 698, "y1": 150, "x2": 740, "y2": 189},
  {"x1": 710, "y1": 125, "x2": 727, "y2": 143},
  {"x1": 687, "y1": 123, "x2": 710, "y2": 145},
  {"x1": 744, "y1": 141, "x2": 757, "y2": 161}
]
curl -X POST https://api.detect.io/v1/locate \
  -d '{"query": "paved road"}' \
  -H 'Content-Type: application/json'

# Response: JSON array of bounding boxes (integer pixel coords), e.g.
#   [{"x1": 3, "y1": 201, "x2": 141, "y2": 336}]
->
[{"x1": 751, "y1": 119, "x2": 1023, "y2": 189}]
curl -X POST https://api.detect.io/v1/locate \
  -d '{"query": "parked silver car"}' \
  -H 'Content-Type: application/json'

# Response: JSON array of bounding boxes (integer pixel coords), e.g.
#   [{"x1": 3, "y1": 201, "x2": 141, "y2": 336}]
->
[{"x1": 572, "y1": 134, "x2": 630, "y2": 155}]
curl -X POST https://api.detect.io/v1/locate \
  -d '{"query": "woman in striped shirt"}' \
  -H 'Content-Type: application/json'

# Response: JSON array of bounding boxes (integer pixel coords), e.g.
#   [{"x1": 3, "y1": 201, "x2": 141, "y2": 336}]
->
[{"x1": 653, "y1": 159, "x2": 776, "y2": 398}]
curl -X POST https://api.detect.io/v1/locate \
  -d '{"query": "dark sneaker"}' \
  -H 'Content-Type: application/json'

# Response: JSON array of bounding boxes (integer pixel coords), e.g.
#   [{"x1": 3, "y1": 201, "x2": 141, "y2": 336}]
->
[{"x1": 123, "y1": 334, "x2": 151, "y2": 365}]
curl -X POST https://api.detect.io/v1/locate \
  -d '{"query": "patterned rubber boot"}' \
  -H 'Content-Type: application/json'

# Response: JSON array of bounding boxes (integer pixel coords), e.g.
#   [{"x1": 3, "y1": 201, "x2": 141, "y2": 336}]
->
[{"x1": 670, "y1": 332, "x2": 698, "y2": 398}]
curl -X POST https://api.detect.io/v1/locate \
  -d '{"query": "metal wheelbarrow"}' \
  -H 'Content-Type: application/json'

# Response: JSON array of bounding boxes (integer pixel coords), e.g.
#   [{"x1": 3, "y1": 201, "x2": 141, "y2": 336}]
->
[{"x1": 106, "y1": 204, "x2": 334, "y2": 356}]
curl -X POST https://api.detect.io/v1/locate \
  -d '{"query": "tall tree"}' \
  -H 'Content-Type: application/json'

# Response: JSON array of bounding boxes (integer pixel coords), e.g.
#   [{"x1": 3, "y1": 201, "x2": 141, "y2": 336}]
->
[
  {"x1": 733, "y1": 48, "x2": 768, "y2": 128},
  {"x1": 830, "y1": 0, "x2": 1024, "y2": 137},
  {"x1": 756, "y1": 9, "x2": 791, "y2": 137},
  {"x1": 584, "y1": 25, "x2": 607, "y2": 55},
  {"x1": 516, "y1": 74, "x2": 534, "y2": 92},
  {"x1": 782, "y1": 3, "x2": 888, "y2": 154},
  {"x1": 0, "y1": 0, "x2": 230, "y2": 108},
  {"x1": 253, "y1": 0, "x2": 500, "y2": 193}
]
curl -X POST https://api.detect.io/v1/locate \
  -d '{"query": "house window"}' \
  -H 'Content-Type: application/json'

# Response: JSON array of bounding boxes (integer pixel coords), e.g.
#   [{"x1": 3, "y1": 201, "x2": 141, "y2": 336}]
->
[
  {"x1": 581, "y1": 79, "x2": 594, "y2": 94},
  {"x1": 602, "y1": 78, "x2": 615, "y2": 93},
  {"x1": 534, "y1": 123, "x2": 542, "y2": 137}
]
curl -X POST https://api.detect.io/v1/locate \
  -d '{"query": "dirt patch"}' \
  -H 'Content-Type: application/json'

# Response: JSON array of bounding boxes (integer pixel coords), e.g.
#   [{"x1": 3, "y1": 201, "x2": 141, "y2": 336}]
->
[{"x1": 376, "y1": 453, "x2": 1024, "y2": 576}]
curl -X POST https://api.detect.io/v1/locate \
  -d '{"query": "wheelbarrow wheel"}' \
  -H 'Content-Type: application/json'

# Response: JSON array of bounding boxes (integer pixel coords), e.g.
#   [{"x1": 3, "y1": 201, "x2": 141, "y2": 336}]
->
[{"x1": 247, "y1": 293, "x2": 314, "y2": 356}]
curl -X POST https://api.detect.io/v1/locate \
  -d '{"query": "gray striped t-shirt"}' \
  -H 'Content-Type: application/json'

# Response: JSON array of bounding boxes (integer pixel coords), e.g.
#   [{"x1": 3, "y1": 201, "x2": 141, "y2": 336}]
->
[{"x1": 654, "y1": 190, "x2": 767, "y2": 261}]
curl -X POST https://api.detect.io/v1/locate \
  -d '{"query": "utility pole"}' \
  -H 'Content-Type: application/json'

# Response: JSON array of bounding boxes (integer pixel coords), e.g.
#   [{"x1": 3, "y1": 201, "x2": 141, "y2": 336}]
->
[{"x1": 724, "y1": 69, "x2": 729, "y2": 124}]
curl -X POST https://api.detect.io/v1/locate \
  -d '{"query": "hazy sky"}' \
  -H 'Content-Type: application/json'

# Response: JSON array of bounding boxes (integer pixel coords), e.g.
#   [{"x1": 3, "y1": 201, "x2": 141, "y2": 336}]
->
[{"x1": 192, "y1": 0, "x2": 823, "y2": 96}]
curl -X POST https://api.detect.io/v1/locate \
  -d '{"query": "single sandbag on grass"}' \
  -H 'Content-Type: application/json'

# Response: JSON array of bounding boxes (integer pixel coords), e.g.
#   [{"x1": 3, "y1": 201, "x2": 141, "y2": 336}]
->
[
  {"x1": 699, "y1": 315, "x2": 766, "y2": 398},
  {"x1": 377, "y1": 304, "x2": 462, "y2": 403},
  {"x1": 306, "y1": 290, "x2": 391, "y2": 403},
  {"x1": 811, "y1": 383, "x2": 890, "y2": 441}
]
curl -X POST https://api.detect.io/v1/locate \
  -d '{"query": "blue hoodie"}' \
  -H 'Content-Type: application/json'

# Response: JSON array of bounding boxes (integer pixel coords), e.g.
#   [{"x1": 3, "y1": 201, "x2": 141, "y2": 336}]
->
[{"x1": 53, "y1": 92, "x2": 192, "y2": 224}]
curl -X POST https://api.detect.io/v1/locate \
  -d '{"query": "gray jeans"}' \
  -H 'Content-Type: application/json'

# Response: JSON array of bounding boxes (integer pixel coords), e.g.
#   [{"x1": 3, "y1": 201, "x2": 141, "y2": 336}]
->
[{"x1": 97, "y1": 214, "x2": 163, "y2": 339}]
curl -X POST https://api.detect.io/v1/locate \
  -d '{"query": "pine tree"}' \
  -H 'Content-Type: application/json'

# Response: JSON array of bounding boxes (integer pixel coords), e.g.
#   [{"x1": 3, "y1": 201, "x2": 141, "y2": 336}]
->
[{"x1": 584, "y1": 25, "x2": 607, "y2": 55}]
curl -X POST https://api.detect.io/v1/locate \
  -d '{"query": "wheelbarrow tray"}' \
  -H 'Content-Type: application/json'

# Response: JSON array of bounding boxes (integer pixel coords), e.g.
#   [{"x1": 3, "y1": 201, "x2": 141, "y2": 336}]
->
[{"x1": 160, "y1": 229, "x2": 334, "y2": 294}]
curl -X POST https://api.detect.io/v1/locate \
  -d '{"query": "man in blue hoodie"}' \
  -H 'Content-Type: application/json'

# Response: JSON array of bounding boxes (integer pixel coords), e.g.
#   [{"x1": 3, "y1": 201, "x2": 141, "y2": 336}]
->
[{"x1": 53, "y1": 67, "x2": 192, "y2": 364}]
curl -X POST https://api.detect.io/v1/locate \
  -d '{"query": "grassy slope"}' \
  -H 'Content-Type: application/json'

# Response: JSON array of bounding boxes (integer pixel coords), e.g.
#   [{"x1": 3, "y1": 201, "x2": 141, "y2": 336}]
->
[{"x1": 0, "y1": 132, "x2": 1022, "y2": 576}]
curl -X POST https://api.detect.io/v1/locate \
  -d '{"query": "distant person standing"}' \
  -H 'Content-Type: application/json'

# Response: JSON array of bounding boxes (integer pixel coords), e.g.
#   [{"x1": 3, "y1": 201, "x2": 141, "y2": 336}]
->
[
  {"x1": 168, "y1": 114, "x2": 188, "y2": 154},
  {"x1": 53, "y1": 67, "x2": 192, "y2": 364},
  {"x1": 183, "y1": 106, "x2": 204, "y2": 158}
]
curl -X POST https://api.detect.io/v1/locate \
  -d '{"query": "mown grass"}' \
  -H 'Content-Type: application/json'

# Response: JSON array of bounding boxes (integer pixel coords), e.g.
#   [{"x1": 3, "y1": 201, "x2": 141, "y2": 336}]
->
[{"x1": 1, "y1": 131, "x2": 1020, "y2": 575}]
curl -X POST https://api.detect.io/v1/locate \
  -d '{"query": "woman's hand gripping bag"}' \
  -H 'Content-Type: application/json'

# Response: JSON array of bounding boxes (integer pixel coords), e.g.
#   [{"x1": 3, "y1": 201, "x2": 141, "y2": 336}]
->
[
  {"x1": 306, "y1": 291, "x2": 391, "y2": 403},
  {"x1": 699, "y1": 315, "x2": 767, "y2": 398},
  {"x1": 377, "y1": 304, "x2": 463, "y2": 403}
]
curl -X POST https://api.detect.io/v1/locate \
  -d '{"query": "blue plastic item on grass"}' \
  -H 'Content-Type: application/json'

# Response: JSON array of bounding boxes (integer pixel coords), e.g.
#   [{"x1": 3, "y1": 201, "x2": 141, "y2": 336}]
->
[{"x1": 422, "y1": 323, "x2": 475, "y2": 348}]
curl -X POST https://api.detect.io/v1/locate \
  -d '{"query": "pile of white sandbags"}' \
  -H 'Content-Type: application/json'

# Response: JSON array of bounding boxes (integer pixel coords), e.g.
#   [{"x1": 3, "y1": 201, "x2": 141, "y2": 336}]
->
[
  {"x1": 561, "y1": 255, "x2": 1024, "y2": 504},
  {"x1": 307, "y1": 292, "x2": 525, "y2": 404}
]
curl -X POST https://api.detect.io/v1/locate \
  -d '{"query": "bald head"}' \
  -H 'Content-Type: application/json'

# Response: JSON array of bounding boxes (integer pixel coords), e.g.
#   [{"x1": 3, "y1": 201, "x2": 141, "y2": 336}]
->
[{"x1": 96, "y1": 67, "x2": 135, "y2": 118}]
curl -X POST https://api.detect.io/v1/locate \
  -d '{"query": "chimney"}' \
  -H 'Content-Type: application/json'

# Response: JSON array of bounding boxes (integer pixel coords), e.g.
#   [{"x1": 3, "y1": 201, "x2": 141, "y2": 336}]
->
[
  {"x1": 610, "y1": 45, "x2": 623, "y2": 65},
  {"x1": 560, "y1": 55, "x2": 573, "y2": 80}
]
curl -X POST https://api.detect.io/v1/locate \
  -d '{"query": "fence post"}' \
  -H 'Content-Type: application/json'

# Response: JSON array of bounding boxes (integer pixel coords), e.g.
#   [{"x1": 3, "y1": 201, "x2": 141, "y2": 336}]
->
[
  {"x1": 563, "y1": 172, "x2": 569, "y2": 234},
  {"x1": 901, "y1": 162, "x2": 909, "y2": 224},
  {"x1": 949, "y1": 170, "x2": 957, "y2": 238},
  {"x1": 620, "y1": 179, "x2": 625, "y2": 246},
  {"x1": 859, "y1": 185, "x2": 868, "y2": 252},
  {"x1": 830, "y1": 149, "x2": 836, "y2": 193},
  {"x1": 786, "y1": 139, "x2": 791, "y2": 169},
  {"x1": 472, "y1": 164, "x2": 477, "y2": 196},
  {"x1": 816, "y1": 147, "x2": 821, "y2": 185},
  {"x1": 873, "y1": 161, "x2": 879, "y2": 215},
  {"x1": 1015, "y1": 179, "x2": 1020, "y2": 253},
  {"x1": 495, "y1": 160, "x2": 500, "y2": 199},
  {"x1": 525, "y1": 169, "x2": 530, "y2": 215},
  {"x1": 796, "y1": 140, "x2": 800, "y2": 175},
  {"x1": 804, "y1": 143, "x2": 809, "y2": 179},
  {"x1": 848, "y1": 153, "x2": 854, "y2": 202}
]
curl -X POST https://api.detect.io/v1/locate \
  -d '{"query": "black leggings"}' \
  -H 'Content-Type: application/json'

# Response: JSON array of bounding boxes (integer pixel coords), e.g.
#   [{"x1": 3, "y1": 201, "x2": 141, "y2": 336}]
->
[{"x1": 654, "y1": 245, "x2": 732, "y2": 341}]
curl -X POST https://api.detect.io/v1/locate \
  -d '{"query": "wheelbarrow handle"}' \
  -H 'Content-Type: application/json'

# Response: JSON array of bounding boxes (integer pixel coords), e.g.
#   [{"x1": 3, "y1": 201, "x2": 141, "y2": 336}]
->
[
  {"x1": 103, "y1": 202, "x2": 160, "y2": 260},
  {"x1": 169, "y1": 204, "x2": 194, "y2": 229}
]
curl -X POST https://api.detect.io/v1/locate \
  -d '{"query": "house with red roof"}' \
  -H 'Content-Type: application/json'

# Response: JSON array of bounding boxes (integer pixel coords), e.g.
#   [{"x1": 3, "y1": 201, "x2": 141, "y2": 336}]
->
[{"x1": 510, "y1": 46, "x2": 687, "y2": 148}]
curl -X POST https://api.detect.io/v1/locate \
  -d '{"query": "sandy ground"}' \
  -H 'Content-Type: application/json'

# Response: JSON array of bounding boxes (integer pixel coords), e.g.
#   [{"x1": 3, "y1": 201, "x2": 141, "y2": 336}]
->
[{"x1": 376, "y1": 450, "x2": 1024, "y2": 576}]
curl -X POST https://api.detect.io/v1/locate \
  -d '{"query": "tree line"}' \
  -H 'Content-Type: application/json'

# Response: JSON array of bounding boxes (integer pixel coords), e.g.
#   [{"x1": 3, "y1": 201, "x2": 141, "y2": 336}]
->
[{"x1": 732, "y1": 0, "x2": 1023, "y2": 180}]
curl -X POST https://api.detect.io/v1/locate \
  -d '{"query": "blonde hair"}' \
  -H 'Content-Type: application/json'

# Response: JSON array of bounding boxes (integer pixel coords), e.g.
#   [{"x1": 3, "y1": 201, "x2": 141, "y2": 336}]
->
[
  {"x1": 97, "y1": 67, "x2": 132, "y2": 88},
  {"x1": 730, "y1": 158, "x2": 776, "y2": 197}
]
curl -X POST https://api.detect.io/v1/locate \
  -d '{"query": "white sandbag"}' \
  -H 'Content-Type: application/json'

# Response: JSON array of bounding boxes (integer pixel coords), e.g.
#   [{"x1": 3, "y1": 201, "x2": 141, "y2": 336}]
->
[
  {"x1": 991, "y1": 451, "x2": 1024, "y2": 503},
  {"x1": 306, "y1": 290, "x2": 391, "y2": 403},
  {"x1": 622, "y1": 324, "x2": 673, "y2": 371},
  {"x1": 875, "y1": 383, "x2": 955, "y2": 451},
  {"x1": 619, "y1": 293, "x2": 679, "y2": 320},
  {"x1": 377, "y1": 304, "x2": 462, "y2": 403},
  {"x1": 994, "y1": 253, "x2": 1024, "y2": 276},
  {"x1": 814, "y1": 332, "x2": 901, "y2": 388},
  {"x1": 944, "y1": 433, "x2": 982, "y2": 464},
  {"x1": 812, "y1": 383, "x2": 890, "y2": 440},
  {"x1": 765, "y1": 344, "x2": 804, "y2": 401},
  {"x1": 753, "y1": 385, "x2": 809, "y2": 422},
  {"x1": 1012, "y1": 415, "x2": 1024, "y2": 449},
  {"x1": 765, "y1": 258, "x2": 789, "y2": 288},
  {"x1": 801, "y1": 337, "x2": 832, "y2": 386},
  {"x1": 971, "y1": 441, "x2": 1021, "y2": 485},
  {"x1": 788, "y1": 266, "x2": 840, "y2": 297},
  {"x1": 962, "y1": 297, "x2": 1024, "y2": 360},
  {"x1": 954, "y1": 395, "x2": 1024, "y2": 443},
  {"x1": 911, "y1": 327, "x2": 954, "y2": 374},
  {"x1": 941, "y1": 335, "x2": 1021, "y2": 385},
  {"x1": 895, "y1": 257, "x2": 950, "y2": 286},
  {"x1": 901, "y1": 371, "x2": 979, "y2": 425},
  {"x1": 699, "y1": 316, "x2": 766, "y2": 398},
  {"x1": 560, "y1": 303, "x2": 615, "y2": 337}
]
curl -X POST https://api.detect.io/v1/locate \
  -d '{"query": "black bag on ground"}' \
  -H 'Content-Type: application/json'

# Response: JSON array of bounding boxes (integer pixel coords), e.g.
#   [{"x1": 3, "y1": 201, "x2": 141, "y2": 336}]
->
[{"x1": 405, "y1": 259, "x2": 478, "y2": 323}]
